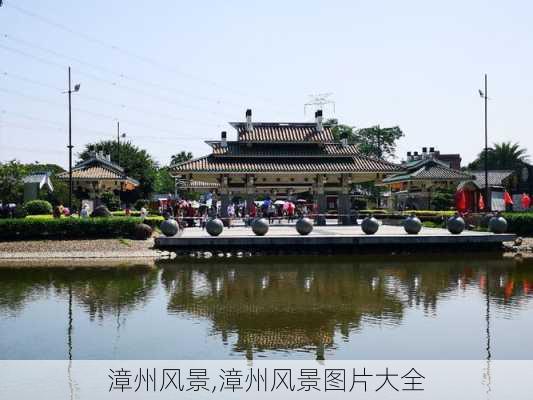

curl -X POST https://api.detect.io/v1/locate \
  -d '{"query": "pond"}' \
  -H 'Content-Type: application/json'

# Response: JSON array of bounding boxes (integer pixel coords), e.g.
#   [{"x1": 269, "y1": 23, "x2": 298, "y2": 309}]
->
[{"x1": 1, "y1": 255, "x2": 532, "y2": 360}]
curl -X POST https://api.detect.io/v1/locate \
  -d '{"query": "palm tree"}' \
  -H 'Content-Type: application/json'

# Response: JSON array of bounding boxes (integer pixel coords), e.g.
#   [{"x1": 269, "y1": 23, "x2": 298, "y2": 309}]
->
[
  {"x1": 170, "y1": 151, "x2": 193, "y2": 166},
  {"x1": 468, "y1": 141, "x2": 530, "y2": 170}
]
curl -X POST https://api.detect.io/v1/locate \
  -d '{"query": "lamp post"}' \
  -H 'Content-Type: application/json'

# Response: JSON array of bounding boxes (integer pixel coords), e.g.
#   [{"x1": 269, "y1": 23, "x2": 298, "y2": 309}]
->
[
  {"x1": 479, "y1": 74, "x2": 489, "y2": 211},
  {"x1": 64, "y1": 67, "x2": 80, "y2": 211}
]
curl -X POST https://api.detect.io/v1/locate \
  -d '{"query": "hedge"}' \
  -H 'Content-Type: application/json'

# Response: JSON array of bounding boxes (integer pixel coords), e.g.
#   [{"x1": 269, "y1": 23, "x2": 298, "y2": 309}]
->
[
  {"x1": 24, "y1": 200, "x2": 53, "y2": 215},
  {"x1": 502, "y1": 212, "x2": 533, "y2": 236},
  {"x1": 0, "y1": 216, "x2": 164, "y2": 240}
]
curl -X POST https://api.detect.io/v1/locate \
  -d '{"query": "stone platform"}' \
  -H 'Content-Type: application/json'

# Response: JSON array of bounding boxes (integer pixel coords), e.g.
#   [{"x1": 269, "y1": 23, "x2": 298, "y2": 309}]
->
[{"x1": 155, "y1": 225, "x2": 515, "y2": 253}]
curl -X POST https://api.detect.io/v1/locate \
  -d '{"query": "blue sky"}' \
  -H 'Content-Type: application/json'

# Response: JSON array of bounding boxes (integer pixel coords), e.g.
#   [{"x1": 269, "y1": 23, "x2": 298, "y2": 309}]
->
[{"x1": 1, "y1": 0, "x2": 532, "y2": 168}]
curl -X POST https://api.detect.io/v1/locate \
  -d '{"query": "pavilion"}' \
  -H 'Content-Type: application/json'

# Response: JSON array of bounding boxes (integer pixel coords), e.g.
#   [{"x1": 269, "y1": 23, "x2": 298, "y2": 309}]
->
[
  {"x1": 380, "y1": 153, "x2": 474, "y2": 210},
  {"x1": 170, "y1": 109, "x2": 401, "y2": 223},
  {"x1": 57, "y1": 151, "x2": 139, "y2": 206}
]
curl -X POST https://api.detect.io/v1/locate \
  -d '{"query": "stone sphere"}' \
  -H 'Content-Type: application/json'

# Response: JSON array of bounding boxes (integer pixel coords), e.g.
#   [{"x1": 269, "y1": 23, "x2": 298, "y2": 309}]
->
[
  {"x1": 134, "y1": 223, "x2": 153, "y2": 240},
  {"x1": 251, "y1": 218, "x2": 269, "y2": 236},
  {"x1": 480, "y1": 213, "x2": 494, "y2": 228},
  {"x1": 296, "y1": 217, "x2": 314, "y2": 235},
  {"x1": 403, "y1": 215, "x2": 422, "y2": 235},
  {"x1": 489, "y1": 215, "x2": 508, "y2": 234},
  {"x1": 361, "y1": 216, "x2": 379, "y2": 235},
  {"x1": 91, "y1": 205, "x2": 111, "y2": 217},
  {"x1": 160, "y1": 218, "x2": 179, "y2": 237},
  {"x1": 206, "y1": 218, "x2": 224, "y2": 236},
  {"x1": 447, "y1": 214, "x2": 465, "y2": 234}
]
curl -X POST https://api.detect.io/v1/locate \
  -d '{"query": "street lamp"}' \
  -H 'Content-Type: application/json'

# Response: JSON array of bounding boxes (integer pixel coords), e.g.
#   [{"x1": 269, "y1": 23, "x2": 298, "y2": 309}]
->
[
  {"x1": 479, "y1": 74, "x2": 489, "y2": 211},
  {"x1": 63, "y1": 66, "x2": 80, "y2": 211}
]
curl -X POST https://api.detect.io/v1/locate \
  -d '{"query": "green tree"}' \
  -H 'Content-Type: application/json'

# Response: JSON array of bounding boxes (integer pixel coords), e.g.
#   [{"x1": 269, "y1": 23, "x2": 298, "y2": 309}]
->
[
  {"x1": 0, "y1": 161, "x2": 69, "y2": 205},
  {"x1": 78, "y1": 140, "x2": 158, "y2": 201},
  {"x1": 430, "y1": 189, "x2": 455, "y2": 211},
  {"x1": 170, "y1": 151, "x2": 193, "y2": 166},
  {"x1": 468, "y1": 141, "x2": 530, "y2": 170},
  {"x1": 331, "y1": 124, "x2": 403, "y2": 159},
  {"x1": 154, "y1": 167, "x2": 175, "y2": 194},
  {"x1": 0, "y1": 160, "x2": 26, "y2": 203}
]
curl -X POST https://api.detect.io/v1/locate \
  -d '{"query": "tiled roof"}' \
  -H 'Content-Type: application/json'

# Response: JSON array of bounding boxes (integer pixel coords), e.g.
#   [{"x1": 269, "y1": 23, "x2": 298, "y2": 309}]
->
[
  {"x1": 57, "y1": 158, "x2": 139, "y2": 185},
  {"x1": 171, "y1": 155, "x2": 400, "y2": 174},
  {"x1": 210, "y1": 142, "x2": 361, "y2": 157},
  {"x1": 230, "y1": 122, "x2": 334, "y2": 142},
  {"x1": 469, "y1": 170, "x2": 514, "y2": 188},
  {"x1": 383, "y1": 160, "x2": 473, "y2": 184}
]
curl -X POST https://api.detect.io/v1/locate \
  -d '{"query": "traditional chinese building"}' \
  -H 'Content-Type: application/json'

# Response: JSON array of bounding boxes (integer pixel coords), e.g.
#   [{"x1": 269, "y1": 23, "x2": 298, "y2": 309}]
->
[
  {"x1": 380, "y1": 152, "x2": 473, "y2": 210},
  {"x1": 57, "y1": 151, "x2": 139, "y2": 205},
  {"x1": 170, "y1": 110, "x2": 400, "y2": 222}
]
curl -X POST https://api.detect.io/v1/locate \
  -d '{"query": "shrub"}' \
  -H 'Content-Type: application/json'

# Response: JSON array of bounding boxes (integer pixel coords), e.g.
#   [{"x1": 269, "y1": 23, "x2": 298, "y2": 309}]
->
[
  {"x1": 13, "y1": 206, "x2": 28, "y2": 219},
  {"x1": 24, "y1": 200, "x2": 52, "y2": 215},
  {"x1": 134, "y1": 199, "x2": 149, "y2": 211},
  {"x1": 430, "y1": 189, "x2": 455, "y2": 211},
  {"x1": 0, "y1": 216, "x2": 163, "y2": 240},
  {"x1": 134, "y1": 223, "x2": 153, "y2": 240},
  {"x1": 100, "y1": 191, "x2": 120, "y2": 211},
  {"x1": 502, "y1": 212, "x2": 533, "y2": 236}
]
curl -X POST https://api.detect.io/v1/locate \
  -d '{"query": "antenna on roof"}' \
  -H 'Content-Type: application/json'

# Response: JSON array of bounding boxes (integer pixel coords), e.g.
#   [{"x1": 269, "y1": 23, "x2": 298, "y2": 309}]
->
[{"x1": 304, "y1": 93, "x2": 335, "y2": 116}]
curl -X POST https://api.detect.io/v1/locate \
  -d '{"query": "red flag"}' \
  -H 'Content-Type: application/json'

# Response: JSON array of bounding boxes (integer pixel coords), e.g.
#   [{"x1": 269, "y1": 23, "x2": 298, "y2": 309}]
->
[
  {"x1": 478, "y1": 194, "x2": 485, "y2": 211},
  {"x1": 455, "y1": 189, "x2": 466, "y2": 211},
  {"x1": 504, "y1": 191, "x2": 514, "y2": 205},
  {"x1": 521, "y1": 194, "x2": 531, "y2": 209}
]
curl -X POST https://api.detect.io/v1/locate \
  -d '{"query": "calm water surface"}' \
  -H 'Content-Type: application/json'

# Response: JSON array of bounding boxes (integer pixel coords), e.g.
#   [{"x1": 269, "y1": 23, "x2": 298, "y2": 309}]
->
[{"x1": 1, "y1": 255, "x2": 533, "y2": 360}]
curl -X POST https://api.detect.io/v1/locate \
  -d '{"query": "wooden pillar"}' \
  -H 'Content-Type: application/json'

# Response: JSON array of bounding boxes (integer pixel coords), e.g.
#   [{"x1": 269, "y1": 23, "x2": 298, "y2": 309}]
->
[
  {"x1": 219, "y1": 175, "x2": 230, "y2": 222},
  {"x1": 337, "y1": 174, "x2": 352, "y2": 225},
  {"x1": 245, "y1": 175, "x2": 255, "y2": 214},
  {"x1": 315, "y1": 174, "x2": 327, "y2": 225}
]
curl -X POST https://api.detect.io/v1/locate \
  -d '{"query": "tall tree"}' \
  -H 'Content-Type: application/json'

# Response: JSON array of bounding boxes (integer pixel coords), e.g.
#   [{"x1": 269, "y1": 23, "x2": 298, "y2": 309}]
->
[
  {"x1": 78, "y1": 140, "x2": 158, "y2": 200},
  {"x1": 170, "y1": 151, "x2": 193, "y2": 166},
  {"x1": 0, "y1": 160, "x2": 26, "y2": 203},
  {"x1": 0, "y1": 161, "x2": 69, "y2": 205},
  {"x1": 468, "y1": 141, "x2": 530, "y2": 170},
  {"x1": 331, "y1": 124, "x2": 403, "y2": 159}
]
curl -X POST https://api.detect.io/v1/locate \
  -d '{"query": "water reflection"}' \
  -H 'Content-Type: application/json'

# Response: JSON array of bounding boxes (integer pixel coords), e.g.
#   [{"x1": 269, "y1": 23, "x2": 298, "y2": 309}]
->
[
  {"x1": 0, "y1": 256, "x2": 533, "y2": 360},
  {"x1": 160, "y1": 256, "x2": 533, "y2": 359},
  {"x1": 0, "y1": 267, "x2": 159, "y2": 318}
]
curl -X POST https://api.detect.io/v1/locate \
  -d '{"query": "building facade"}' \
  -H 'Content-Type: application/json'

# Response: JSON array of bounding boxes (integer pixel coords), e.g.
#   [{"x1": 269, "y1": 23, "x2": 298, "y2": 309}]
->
[
  {"x1": 171, "y1": 110, "x2": 400, "y2": 223},
  {"x1": 57, "y1": 152, "x2": 139, "y2": 206},
  {"x1": 381, "y1": 153, "x2": 473, "y2": 210}
]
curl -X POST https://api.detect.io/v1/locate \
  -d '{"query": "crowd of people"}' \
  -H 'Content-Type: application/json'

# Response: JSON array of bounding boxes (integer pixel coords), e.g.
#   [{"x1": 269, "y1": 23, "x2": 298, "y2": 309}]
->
[{"x1": 156, "y1": 197, "x2": 315, "y2": 228}]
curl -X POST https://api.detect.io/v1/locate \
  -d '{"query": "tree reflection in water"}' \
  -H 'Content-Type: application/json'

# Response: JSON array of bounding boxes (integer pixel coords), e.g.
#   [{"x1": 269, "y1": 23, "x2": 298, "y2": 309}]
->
[
  {"x1": 1, "y1": 256, "x2": 533, "y2": 359},
  {"x1": 160, "y1": 256, "x2": 533, "y2": 359}
]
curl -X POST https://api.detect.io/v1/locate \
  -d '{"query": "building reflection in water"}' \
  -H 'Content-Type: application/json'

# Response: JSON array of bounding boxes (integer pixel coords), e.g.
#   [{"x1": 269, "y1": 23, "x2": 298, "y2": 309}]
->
[
  {"x1": 160, "y1": 256, "x2": 533, "y2": 360},
  {"x1": 1, "y1": 256, "x2": 533, "y2": 361}
]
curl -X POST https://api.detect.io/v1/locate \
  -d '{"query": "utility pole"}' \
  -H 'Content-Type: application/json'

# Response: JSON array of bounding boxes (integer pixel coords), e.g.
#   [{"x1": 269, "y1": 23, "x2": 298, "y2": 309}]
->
[
  {"x1": 483, "y1": 74, "x2": 489, "y2": 211},
  {"x1": 117, "y1": 120, "x2": 120, "y2": 166},
  {"x1": 64, "y1": 67, "x2": 80, "y2": 211},
  {"x1": 68, "y1": 67, "x2": 73, "y2": 211}
]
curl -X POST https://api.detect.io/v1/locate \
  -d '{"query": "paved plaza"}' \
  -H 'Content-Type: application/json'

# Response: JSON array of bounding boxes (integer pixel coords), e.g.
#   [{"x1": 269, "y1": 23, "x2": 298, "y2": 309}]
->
[{"x1": 178, "y1": 223, "x2": 495, "y2": 238}]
